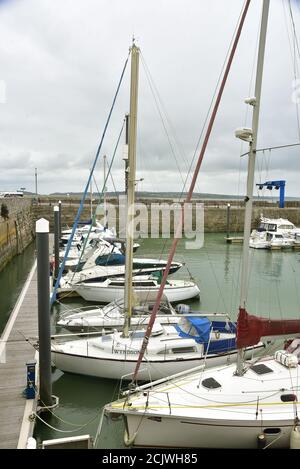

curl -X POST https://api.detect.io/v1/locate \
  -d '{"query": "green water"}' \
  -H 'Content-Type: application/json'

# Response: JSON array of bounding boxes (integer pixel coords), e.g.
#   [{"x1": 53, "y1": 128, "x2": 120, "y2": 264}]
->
[
  {"x1": 2, "y1": 234, "x2": 300, "y2": 447},
  {"x1": 0, "y1": 242, "x2": 36, "y2": 334}
]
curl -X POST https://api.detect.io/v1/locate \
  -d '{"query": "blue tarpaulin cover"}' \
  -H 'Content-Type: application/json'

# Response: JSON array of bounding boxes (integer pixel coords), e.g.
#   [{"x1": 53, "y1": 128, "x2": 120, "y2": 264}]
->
[{"x1": 176, "y1": 317, "x2": 211, "y2": 343}]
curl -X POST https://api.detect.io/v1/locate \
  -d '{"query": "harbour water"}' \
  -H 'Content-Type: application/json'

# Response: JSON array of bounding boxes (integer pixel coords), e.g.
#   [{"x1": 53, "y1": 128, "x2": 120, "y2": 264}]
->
[
  {"x1": 0, "y1": 242, "x2": 35, "y2": 335},
  {"x1": 2, "y1": 234, "x2": 300, "y2": 448}
]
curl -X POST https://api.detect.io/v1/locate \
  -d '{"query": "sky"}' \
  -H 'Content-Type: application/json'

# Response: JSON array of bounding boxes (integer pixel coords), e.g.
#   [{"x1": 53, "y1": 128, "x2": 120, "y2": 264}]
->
[{"x1": 1, "y1": 0, "x2": 300, "y2": 197}]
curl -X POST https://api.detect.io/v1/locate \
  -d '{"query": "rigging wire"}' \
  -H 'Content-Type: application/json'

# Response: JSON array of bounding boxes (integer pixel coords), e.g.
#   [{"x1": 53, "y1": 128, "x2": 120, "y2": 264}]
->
[
  {"x1": 131, "y1": 0, "x2": 252, "y2": 384},
  {"x1": 140, "y1": 52, "x2": 188, "y2": 189},
  {"x1": 136, "y1": 1, "x2": 253, "y2": 309},
  {"x1": 50, "y1": 52, "x2": 130, "y2": 306},
  {"x1": 288, "y1": 0, "x2": 300, "y2": 140},
  {"x1": 69, "y1": 119, "x2": 125, "y2": 284}
]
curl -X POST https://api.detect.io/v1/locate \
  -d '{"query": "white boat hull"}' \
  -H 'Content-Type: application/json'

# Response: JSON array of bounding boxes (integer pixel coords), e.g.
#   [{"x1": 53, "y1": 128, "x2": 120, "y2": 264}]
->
[
  {"x1": 123, "y1": 413, "x2": 292, "y2": 448},
  {"x1": 51, "y1": 344, "x2": 262, "y2": 382},
  {"x1": 75, "y1": 283, "x2": 200, "y2": 303}
]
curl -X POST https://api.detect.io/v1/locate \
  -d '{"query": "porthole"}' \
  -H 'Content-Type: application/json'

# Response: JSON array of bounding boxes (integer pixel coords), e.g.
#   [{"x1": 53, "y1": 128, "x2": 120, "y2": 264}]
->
[{"x1": 263, "y1": 428, "x2": 281, "y2": 435}]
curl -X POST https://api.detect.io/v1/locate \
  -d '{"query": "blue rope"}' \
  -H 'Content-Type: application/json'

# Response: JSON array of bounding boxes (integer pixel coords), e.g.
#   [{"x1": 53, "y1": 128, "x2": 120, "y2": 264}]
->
[{"x1": 50, "y1": 53, "x2": 130, "y2": 306}]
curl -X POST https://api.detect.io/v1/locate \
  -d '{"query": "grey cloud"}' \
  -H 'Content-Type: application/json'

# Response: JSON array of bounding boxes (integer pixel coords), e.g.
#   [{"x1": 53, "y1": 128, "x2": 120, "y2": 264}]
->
[{"x1": 0, "y1": 0, "x2": 300, "y2": 196}]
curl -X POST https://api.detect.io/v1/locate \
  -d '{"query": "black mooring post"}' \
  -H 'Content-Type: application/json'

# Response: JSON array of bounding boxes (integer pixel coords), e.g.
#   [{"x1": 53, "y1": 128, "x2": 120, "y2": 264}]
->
[
  {"x1": 36, "y1": 218, "x2": 52, "y2": 407},
  {"x1": 58, "y1": 200, "x2": 62, "y2": 240},
  {"x1": 54, "y1": 206, "x2": 60, "y2": 282},
  {"x1": 226, "y1": 203, "x2": 231, "y2": 240}
]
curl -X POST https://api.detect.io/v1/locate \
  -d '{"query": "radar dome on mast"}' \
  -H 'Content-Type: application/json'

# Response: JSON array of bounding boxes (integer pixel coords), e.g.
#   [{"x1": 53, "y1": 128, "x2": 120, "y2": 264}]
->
[{"x1": 235, "y1": 127, "x2": 253, "y2": 142}]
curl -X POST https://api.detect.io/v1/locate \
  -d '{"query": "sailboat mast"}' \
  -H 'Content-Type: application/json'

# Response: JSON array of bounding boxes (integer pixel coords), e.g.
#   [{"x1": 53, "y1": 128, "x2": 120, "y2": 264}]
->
[
  {"x1": 103, "y1": 154, "x2": 107, "y2": 228},
  {"x1": 236, "y1": 0, "x2": 270, "y2": 375},
  {"x1": 90, "y1": 169, "x2": 93, "y2": 222},
  {"x1": 123, "y1": 43, "x2": 140, "y2": 338},
  {"x1": 131, "y1": 1, "x2": 251, "y2": 384}
]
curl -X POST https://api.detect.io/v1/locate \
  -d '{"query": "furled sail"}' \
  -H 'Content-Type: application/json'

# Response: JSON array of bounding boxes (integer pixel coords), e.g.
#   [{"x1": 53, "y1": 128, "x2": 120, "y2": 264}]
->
[{"x1": 236, "y1": 307, "x2": 300, "y2": 348}]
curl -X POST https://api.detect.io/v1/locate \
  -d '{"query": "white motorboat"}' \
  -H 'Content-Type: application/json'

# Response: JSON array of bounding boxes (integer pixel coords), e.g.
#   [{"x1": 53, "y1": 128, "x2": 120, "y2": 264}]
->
[
  {"x1": 60, "y1": 238, "x2": 120, "y2": 270},
  {"x1": 61, "y1": 221, "x2": 116, "y2": 245},
  {"x1": 250, "y1": 216, "x2": 299, "y2": 249},
  {"x1": 250, "y1": 230, "x2": 294, "y2": 249}
]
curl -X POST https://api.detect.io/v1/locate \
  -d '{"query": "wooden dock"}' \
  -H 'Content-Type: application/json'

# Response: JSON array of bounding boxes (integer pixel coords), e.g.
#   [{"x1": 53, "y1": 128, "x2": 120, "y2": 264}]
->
[{"x1": 0, "y1": 260, "x2": 38, "y2": 449}]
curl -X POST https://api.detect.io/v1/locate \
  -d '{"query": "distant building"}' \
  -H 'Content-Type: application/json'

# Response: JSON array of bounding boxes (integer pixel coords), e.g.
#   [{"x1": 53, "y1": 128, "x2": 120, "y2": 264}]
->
[{"x1": 0, "y1": 191, "x2": 24, "y2": 198}]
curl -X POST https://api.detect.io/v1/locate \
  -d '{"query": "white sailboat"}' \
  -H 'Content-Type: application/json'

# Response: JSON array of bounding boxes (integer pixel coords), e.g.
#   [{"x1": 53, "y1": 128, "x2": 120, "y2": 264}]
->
[
  {"x1": 51, "y1": 43, "x2": 256, "y2": 381},
  {"x1": 104, "y1": 1, "x2": 300, "y2": 448},
  {"x1": 73, "y1": 275, "x2": 200, "y2": 304},
  {"x1": 57, "y1": 295, "x2": 229, "y2": 332},
  {"x1": 57, "y1": 294, "x2": 179, "y2": 331}
]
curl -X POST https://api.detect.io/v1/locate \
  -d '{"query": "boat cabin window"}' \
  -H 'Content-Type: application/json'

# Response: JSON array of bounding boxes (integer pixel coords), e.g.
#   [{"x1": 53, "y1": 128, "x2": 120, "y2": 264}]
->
[
  {"x1": 259, "y1": 223, "x2": 268, "y2": 231},
  {"x1": 132, "y1": 281, "x2": 157, "y2": 287},
  {"x1": 171, "y1": 346, "x2": 197, "y2": 354},
  {"x1": 83, "y1": 277, "x2": 106, "y2": 284},
  {"x1": 95, "y1": 253, "x2": 125, "y2": 266},
  {"x1": 267, "y1": 224, "x2": 277, "y2": 232},
  {"x1": 275, "y1": 234, "x2": 283, "y2": 239},
  {"x1": 266, "y1": 233, "x2": 273, "y2": 241},
  {"x1": 250, "y1": 364, "x2": 273, "y2": 375},
  {"x1": 110, "y1": 281, "x2": 125, "y2": 287},
  {"x1": 278, "y1": 224, "x2": 294, "y2": 230},
  {"x1": 202, "y1": 377, "x2": 221, "y2": 389}
]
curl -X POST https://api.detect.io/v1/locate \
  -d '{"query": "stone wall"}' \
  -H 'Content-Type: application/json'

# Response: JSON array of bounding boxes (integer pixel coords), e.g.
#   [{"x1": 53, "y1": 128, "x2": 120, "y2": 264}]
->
[
  {"x1": 0, "y1": 198, "x2": 35, "y2": 271},
  {"x1": 31, "y1": 198, "x2": 300, "y2": 235}
]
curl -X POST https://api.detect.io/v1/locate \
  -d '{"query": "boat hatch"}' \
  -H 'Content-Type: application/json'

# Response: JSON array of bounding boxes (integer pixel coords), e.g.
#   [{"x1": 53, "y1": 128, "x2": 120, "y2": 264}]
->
[
  {"x1": 280, "y1": 394, "x2": 297, "y2": 402},
  {"x1": 250, "y1": 364, "x2": 273, "y2": 375},
  {"x1": 201, "y1": 377, "x2": 221, "y2": 389}
]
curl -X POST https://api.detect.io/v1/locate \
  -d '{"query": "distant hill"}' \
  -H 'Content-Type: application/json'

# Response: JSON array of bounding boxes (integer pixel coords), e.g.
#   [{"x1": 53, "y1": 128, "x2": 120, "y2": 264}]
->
[{"x1": 49, "y1": 191, "x2": 300, "y2": 201}]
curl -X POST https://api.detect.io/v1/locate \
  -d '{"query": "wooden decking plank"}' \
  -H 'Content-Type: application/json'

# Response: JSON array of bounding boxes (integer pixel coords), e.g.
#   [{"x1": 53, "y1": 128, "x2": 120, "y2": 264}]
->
[{"x1": 0, "y1": 261, "x2": 38, "y2": 448}]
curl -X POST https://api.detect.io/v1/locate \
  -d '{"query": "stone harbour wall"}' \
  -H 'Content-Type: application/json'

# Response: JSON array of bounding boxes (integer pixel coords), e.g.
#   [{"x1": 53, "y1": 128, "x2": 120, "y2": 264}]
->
[{"x1": 0, "y1": 198, "x2": 35, "y2": 272}]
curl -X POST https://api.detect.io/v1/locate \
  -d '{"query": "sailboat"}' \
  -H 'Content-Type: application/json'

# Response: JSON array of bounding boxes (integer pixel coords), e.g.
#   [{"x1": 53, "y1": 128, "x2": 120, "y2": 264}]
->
[
  {"x1": 104, "y1": 0, "x2": 300, "y2": 448},
  {"x1": 51, "y1": 42, "x2": 261, "y2": 381}
]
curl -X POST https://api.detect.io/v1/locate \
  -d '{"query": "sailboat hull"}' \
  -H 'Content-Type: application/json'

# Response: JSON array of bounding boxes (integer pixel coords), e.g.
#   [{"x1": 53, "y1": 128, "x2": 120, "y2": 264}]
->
[
  {"x1": 122, "y1": 413, "x2": 292, "y2": 448},
  {"x1": 51, "y1": 344, "x2": 263, "y2": 382},
  {"x1": 75, "y1": 283, "x2": 200, "y2": 303}
]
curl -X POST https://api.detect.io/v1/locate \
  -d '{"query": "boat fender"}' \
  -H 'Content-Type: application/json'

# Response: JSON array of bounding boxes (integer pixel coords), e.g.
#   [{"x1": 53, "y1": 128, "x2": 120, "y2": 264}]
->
[
  {"x1": 275, "y1": 350, "x2": 298, "y2": 368},
  {"x1": 257, "y1": 433, "x2": 266, "y2": 449},
  {"x1": 26, "y1": 437, "x2": 37, "y2": 449},
  {"x1": 175, "y1": 304, "x2": 190, "y2": 314},
  {"x1": 290, "y1": 426, "x2": 300, "y2": 449}
]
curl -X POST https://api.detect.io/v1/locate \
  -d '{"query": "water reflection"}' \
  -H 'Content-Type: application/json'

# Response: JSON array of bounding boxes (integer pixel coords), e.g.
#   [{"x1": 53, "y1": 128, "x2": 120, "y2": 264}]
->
[
  {"x1": 6, "y1": 234, "x2": 300, "y2": 448},
  {"x1": 0, "y1": 242, "x2": 35, "y2": 333}
]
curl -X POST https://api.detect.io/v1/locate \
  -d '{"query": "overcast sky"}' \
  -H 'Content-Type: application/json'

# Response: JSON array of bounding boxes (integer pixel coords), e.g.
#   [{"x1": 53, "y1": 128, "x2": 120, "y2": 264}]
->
[{"x1": 1, "y1": 0, "x2": 300, "y2": 197}]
